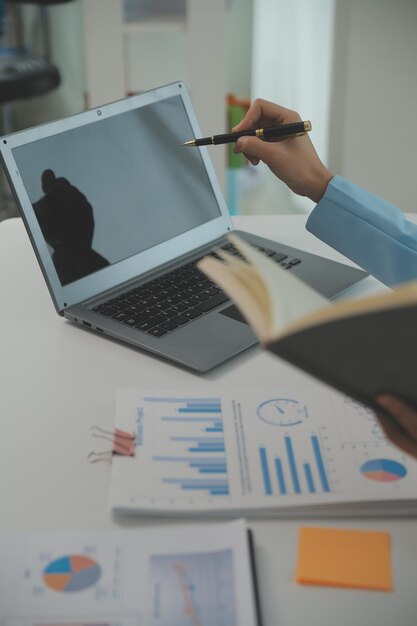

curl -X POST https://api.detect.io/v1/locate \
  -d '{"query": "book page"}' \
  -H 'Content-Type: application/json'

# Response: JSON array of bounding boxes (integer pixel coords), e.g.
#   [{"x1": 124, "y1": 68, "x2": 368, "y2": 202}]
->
[
  {"x1": 0, "y1": 521, "x2": 257, "y2": 626},
  {"x1": 280, "y1": 280, "x2": 417, "y2": 339},
  {"x1": 198, "y1": 234, "x2": 327, "y2": 341}
]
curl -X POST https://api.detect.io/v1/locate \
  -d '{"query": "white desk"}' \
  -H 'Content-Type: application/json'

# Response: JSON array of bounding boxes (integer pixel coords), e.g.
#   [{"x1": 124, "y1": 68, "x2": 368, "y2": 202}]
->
[{"x1": 1, "y1": 215, "x2": 417, "y2": 626}]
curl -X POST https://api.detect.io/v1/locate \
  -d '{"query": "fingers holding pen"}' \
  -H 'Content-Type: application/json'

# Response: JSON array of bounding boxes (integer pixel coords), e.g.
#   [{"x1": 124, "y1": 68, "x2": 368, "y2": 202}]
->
[
  {"x1": 232, "y1": 98, "x2": 304, "y2": 167},
  {"x1": 230, "y1": 97, "x2": 333, "y2": 201},
  {"x1": 234, "y1": 135, "x2": 281, "y2": 165},
  {"x1": 234, "y1": 136, "x2": 262, "y2": 166},
  {"x1": 232, "y1": 99, "x2": 301, "y2": 133}
]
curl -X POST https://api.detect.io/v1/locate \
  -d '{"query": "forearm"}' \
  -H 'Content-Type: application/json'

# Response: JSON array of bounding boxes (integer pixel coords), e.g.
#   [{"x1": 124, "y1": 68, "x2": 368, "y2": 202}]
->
[{"x1": 306, "y1": 176, "x2": 417, "y2": 286}]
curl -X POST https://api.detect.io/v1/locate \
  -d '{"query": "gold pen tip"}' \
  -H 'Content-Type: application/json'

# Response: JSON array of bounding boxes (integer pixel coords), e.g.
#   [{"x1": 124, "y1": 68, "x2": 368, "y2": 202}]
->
[{"x1": 182, "y1": 139, "x2": 196, "y2": 147}]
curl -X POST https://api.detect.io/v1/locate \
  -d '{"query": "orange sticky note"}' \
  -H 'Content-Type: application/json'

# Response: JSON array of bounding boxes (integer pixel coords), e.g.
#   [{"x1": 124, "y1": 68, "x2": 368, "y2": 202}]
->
[{"x1": 296, "y1": 527, "x2": 392, "y2": 591}]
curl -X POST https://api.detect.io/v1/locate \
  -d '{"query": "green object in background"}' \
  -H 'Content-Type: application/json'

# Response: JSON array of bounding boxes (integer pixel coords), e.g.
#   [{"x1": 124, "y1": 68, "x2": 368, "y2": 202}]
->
[{"x1": 227, "y1": 105, "x2": 246, "y2": 169}]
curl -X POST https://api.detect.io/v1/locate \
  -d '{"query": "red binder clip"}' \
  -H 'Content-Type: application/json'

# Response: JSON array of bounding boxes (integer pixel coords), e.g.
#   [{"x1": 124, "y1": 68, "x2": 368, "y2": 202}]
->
[
  {"x1": 87, "y1": 426, "x2": 136, "y2": 463},
  {"x1": 111, "y1": 428, "x2": 136, "y2": 456}
]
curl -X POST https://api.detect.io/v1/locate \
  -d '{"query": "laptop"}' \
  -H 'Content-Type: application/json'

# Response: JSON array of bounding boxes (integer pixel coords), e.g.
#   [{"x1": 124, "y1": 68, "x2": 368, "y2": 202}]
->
[{"x1": 0, "y1": 81, "x2": 367, "y2": 372}]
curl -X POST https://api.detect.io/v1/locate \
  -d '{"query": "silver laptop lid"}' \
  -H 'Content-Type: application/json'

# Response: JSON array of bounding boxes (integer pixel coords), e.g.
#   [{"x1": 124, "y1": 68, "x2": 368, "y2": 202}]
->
[{"x1": 1, "y1": 81, "x2": 233, "y2": 313}]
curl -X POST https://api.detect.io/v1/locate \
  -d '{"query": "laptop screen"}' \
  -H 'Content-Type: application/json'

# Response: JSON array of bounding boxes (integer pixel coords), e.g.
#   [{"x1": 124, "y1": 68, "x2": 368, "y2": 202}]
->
[{"x1": 12, "y1": 95, "x2": 222, "y2": 286}]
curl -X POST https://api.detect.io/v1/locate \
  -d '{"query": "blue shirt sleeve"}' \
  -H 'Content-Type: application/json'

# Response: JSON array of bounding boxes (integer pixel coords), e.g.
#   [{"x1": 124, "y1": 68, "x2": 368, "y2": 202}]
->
[{"x1": 306, "y1": 175, "x2": 417, "y2": 286}]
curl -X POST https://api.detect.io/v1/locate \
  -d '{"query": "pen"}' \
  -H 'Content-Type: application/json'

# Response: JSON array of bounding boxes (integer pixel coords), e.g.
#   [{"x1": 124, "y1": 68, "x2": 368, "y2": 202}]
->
[{"x1": 182, "y1": 121, "x2": 312, "y2": 147}]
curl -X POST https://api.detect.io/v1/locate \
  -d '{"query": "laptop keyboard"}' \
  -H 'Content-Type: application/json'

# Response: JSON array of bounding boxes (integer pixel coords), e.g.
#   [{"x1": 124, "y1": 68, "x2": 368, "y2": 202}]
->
[{"x1": 92, "y1": 242, "x2": 301, "y2": 338}]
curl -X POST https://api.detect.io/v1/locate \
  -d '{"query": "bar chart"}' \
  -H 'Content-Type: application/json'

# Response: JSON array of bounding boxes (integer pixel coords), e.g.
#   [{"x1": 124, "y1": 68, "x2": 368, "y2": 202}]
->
[
  {"x1": 259, "y1": 433, "x2": 331, "y2": 496},
  {"x1": 144, "y1": 396, "x2": 230, "y2": 498}
]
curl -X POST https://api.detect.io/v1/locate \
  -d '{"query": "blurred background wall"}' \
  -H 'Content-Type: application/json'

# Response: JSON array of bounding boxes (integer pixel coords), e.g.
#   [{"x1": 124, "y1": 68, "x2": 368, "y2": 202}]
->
[
  {"x1": 329, "y1": 0, "x2": 417, "y2": 214},
  {"x1": 1, "y1": 0, "x2": 416, "y2": 220}
]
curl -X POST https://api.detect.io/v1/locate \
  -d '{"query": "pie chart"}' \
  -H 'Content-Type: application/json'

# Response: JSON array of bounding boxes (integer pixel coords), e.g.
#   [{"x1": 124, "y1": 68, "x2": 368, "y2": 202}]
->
[
  {"x1": 43, "y1": 555, "x2": 101, "y2": 592},
  {"x1": 360, "y1": 458, "x2": 407, "y2": 482}
]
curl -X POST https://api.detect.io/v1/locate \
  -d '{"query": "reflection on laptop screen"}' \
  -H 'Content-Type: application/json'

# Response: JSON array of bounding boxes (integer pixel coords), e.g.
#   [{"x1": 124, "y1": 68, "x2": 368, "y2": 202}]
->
[{"x1": 12, "y1": 95, "x2": 222, "y2": 286}]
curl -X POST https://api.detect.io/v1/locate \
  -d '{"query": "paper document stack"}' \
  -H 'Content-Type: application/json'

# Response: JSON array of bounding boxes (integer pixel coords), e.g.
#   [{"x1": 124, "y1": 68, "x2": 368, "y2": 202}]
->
[
  {"x1": 0, "y1": 520, "x2": 260, "y2": 625},
  {"x1": 108, "y1": 388, "x2": 417, "y2": 518}
]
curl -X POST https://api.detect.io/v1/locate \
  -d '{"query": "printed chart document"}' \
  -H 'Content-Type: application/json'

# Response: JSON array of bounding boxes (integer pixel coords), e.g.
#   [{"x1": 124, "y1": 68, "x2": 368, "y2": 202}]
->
[
  {"x1": 0, "y1": 520, "x2": 260, "y2": 626},
  {"x1": 109, "y1": 389, "x2": 417, "y2": 517}
]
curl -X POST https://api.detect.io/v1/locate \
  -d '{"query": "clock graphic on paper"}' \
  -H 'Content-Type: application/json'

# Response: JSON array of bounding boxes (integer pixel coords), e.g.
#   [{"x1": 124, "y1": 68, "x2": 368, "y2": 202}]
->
[{"x1": 256, "y1": 398, "x2": 308, "y2": 426}]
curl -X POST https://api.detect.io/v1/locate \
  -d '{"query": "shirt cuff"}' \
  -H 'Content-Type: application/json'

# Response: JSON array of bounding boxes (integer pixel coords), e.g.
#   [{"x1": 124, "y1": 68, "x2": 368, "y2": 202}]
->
[{"x1": 306, "y1": 176, "x2": 417, "y2": 286}]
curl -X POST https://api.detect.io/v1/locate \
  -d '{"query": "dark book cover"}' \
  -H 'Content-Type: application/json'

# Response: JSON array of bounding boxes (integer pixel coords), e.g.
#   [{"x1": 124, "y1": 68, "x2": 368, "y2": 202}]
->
[{"x1": 268, "y1": 303, "x2": 417, "y2": 415}]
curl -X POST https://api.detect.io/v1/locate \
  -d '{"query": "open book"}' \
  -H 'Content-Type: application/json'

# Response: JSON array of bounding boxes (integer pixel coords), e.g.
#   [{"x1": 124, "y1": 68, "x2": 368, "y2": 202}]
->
[{"x1": 198, "y1": 234, "x2": 417, "y2": 415}]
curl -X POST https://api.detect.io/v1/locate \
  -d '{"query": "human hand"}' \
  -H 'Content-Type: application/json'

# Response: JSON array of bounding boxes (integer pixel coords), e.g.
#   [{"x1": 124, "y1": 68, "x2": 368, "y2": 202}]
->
[
  {"x1": 375, "y1": 394, "x2": 417, "y2": 459},
  {"x1": 233, "y1": 99, "x2": 333, "y2": 203}
]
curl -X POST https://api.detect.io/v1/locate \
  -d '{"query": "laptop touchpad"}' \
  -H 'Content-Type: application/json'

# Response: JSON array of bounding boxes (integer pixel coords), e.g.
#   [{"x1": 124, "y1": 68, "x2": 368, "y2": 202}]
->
[{"x1": 219, "y1": 305, "x2": 249, "y2": 325}]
